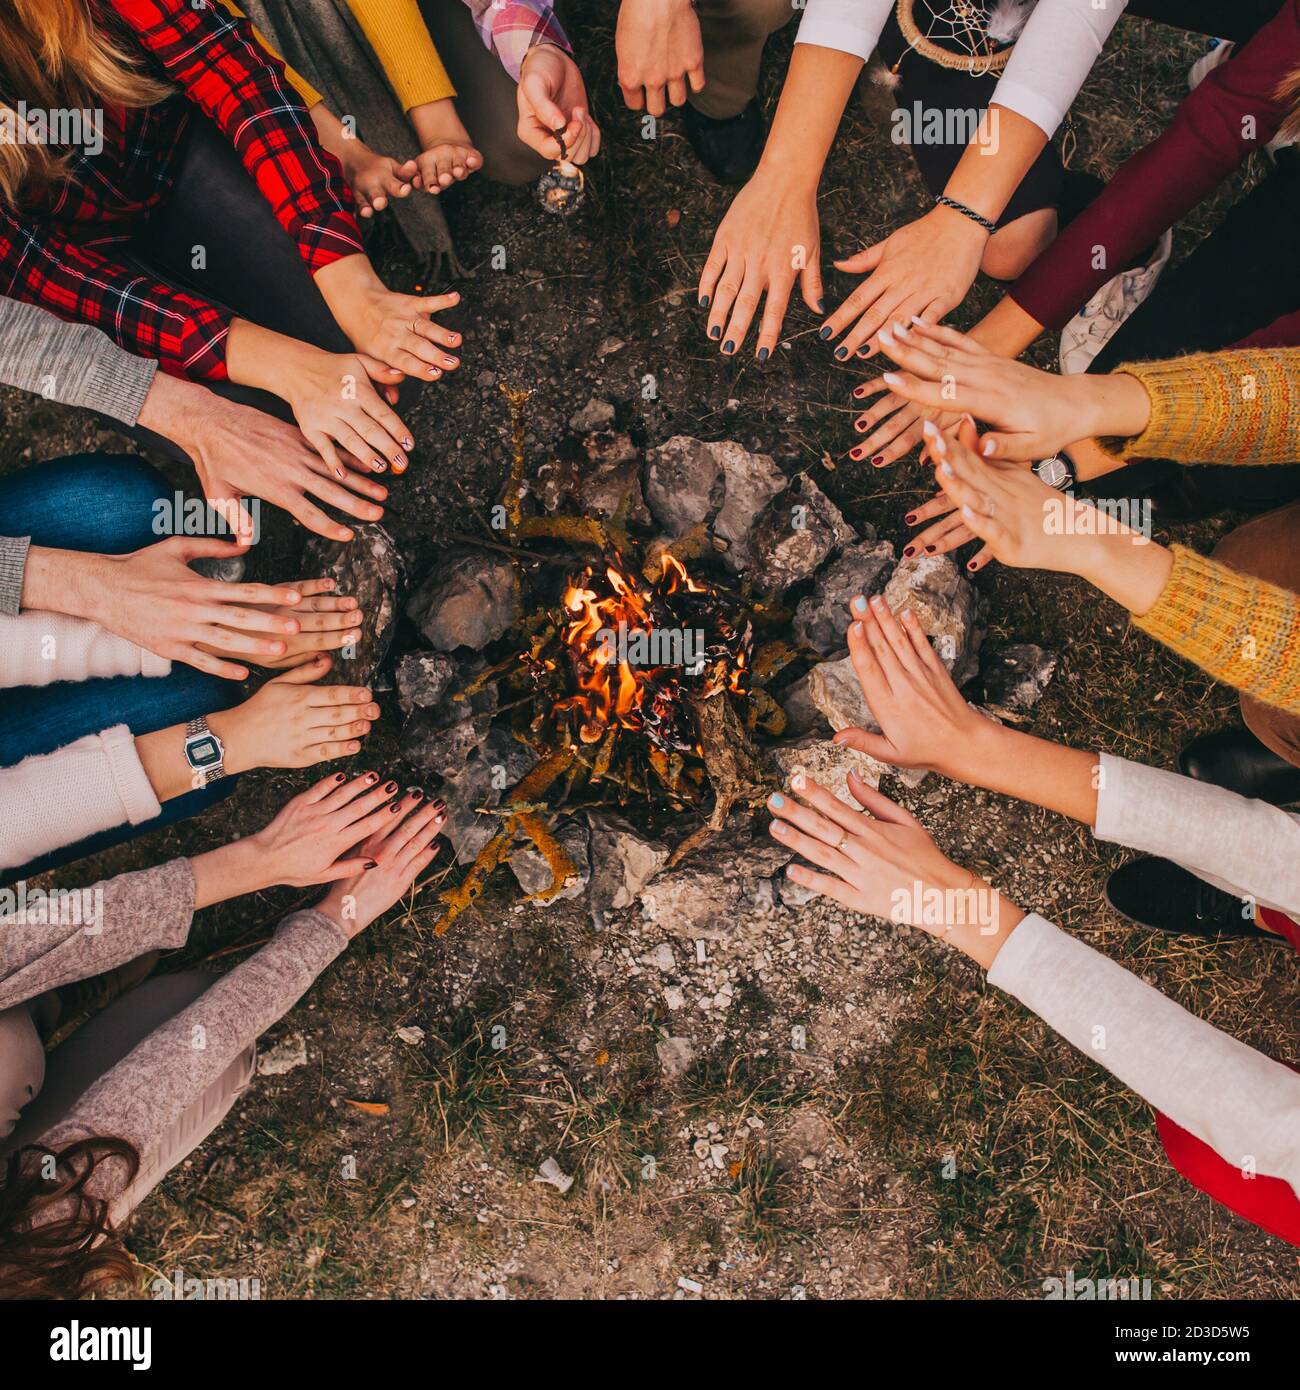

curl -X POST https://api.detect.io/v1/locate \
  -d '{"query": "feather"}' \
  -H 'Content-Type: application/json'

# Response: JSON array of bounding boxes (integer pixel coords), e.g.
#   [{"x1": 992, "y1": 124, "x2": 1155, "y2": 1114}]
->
[
  {"x1": 985, "y1": 0, "x2": 1034, "y2": 45},
  {"x1": 868, "y1": 60, "x2": 900, "y2": 89}
]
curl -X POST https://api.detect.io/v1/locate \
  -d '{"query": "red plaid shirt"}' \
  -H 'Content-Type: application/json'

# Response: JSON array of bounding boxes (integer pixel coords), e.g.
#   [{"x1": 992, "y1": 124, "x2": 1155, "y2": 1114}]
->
[{"x1": 0, "y1": 0, "x2": 363, "y2": 381}]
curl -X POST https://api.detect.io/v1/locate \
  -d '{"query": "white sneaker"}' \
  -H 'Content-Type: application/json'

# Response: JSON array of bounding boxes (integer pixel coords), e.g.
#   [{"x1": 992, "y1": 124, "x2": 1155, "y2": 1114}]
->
[
  {"x1": 1058, "y1": 228, "x2": 1173, "y2": 376},
  {"x1": 1188, "y1": 39, "x2": 1233, "y2": 91}
]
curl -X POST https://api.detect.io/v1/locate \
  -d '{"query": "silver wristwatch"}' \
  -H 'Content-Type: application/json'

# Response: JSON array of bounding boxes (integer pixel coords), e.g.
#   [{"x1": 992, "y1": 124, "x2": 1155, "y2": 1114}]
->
[
  {"x1": 1034, "y1": 455, "x2": 1074, "y2": 491},
  {"x1": 184, "y1": 716, "x2": 227, "y2": 785}
]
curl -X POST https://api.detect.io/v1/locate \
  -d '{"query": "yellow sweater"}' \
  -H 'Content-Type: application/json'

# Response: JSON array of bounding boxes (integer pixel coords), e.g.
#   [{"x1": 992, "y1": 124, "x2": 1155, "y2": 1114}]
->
[
  {"x1": 230, "y1": 0, "x2": 456, "y2": 112},
  {"x1": 1099, "y1": 349, "x2": 1300, "y2": 715}
]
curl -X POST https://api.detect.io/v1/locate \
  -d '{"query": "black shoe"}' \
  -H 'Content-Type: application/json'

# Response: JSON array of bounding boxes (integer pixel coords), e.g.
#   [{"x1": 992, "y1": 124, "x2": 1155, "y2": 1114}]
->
[
  {"x1": 682, "y1": 99, "x2": 766, "y2": 184},
  {"x1": 1178, "y1": 728, "x2": 1300, "y2": 805},
  {"x1": 1104, "y1": 857, "x2": 1280, "y2": 940}
]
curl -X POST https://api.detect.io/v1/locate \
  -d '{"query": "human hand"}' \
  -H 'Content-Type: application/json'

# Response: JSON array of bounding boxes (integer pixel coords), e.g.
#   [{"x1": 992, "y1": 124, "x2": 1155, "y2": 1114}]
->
[
  {"x1": 821, "y1": 205, "x2": 988, "y2": 360},
  {"x1": 615, "y1": 0, "x2": 704, "y2": 115},
  {"x1": 208, "y1": 658, "x2": 380, "y2": 773},
  {"x1": 698, "y1": 171, "x2": 822, "y2": 359},
  {"x1": 198, "y1": 578, "x2": 362, "y2": 671},
  {"x1": 247, "y1": 771, "x2": 421, "y2": 887},
  {"x1": 69, "y1": 537, "x2": 307, "y2": 680},
  {"x1": 316, "y1": 787, "x2": 448, "y2": 936},
  {"x1": 414, "y1": 139, "x2": 482, "y2": 191},
  {"x1": 518, "y1": 45, "x2": 601, "y2": 162},
  {"x1": 142, "y1": 375, "x2": 389, "y2": 544},
  {"x1": 862, "y1": 318, "x2": 1150, "y2": 461},
  {"x1": 767, "y1": 773, "x2": 1020, "y2": 968},
  {"x1": 831, "y1": 594, "x2": 992, "y2": 779}
]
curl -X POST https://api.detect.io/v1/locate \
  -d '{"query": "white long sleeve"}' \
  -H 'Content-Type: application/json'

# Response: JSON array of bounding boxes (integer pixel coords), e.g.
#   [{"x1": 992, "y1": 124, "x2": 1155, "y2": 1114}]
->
[
  {"x1": 990, "y1": 0, "x2": 1130, "y2": 136},
  {"x1": 0, "y1": 611, "x2": 170, "y2": 689},
  {"x1": 1093, "y1": 753, "x2": 1300, "y2": 921},
  {"x1": 0, "y1": 726, "x2": 162, "y2": 870},
  {"x1": 989, "y1": 914, "x2": 1300, "y2": 1197},
  {"x1": 796, "y1": 0, "x2": 893, "y2": 60}
]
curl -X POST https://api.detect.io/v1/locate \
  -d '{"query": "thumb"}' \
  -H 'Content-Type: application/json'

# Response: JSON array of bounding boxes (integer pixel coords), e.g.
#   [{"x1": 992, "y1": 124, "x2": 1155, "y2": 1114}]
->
[
  {"x1": 357, "y1": 353, "x2": 404, "y2": 384},
  {"x1": 833, "y1": 242, "x2": 885, "y2": 275},
  {"x1": 521, "y1": 73, "x2": 566, "y2": 134},
  {"x1": 977, "y1": 431, "x2": 1037, "y2": 462},
  {"x1": 171, "y1": 534, "x2": 249, "y2": 561},
  {"x1": 846, "y1": 772, "x2": 921, "y2": 827},
  {"x1": 831, "y1": 725, "x2": 897, "y2": 764},
  {"x1": 269, "y1": 654, "x2": 333, "y2": 685},
  {"x1": 205, "y1": 493, "x2": 256, "y2": 544},
  {"x1": 956, "y1": 415, "x2": 980, "y2": 452}
]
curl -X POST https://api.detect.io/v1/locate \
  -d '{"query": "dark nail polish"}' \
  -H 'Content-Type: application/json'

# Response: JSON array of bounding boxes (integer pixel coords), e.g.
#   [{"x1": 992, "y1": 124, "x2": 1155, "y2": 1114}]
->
[
  {"x1": 757, "y1": 346, "x2": 769, "y2": 363},
  {"x1": 391, "y1": 802, "x2": 403, "y2": 813},
  {"x1": 834, "y1": 346, "x2": 848, "y2": 360},
  {"x1": 856, "y1": 347, "x2": 871, "y2": 358},
  {"x1": 431, "y1": 797, "x2": 447, "y2": 812},
  {"x1": 335, "y1": 772, "x2": 346, "y2": 782},
  {"x1": 365, "y1": 772, "x2": 379, "y2": 784},
  {"x1": 818, "y1": 326, "x2": 832, "y2": 340},
  {"x1": 364, "y1": 860, "x2": 378, "y2": 870},
  {"x1": 850, "y1": 447, "x2": 865, "y2": 460},
  {"x1": 968, "y1": 561, "x2": 978, "y2": 571},
  {"x1": 871, "y1": 454, "x2": 884, "y2": 467},
  {"x1": 903, "y1": 545, "x2": 915, "y2": 557},
  {"x1": 723, "y1": 339, "x2": 735, "y2": 354},
  {"x1": 816, "y1": 298, "x2": 826, "y2": 313},
  {"x1": 925, "y1": 545, "x2": 936, "y2": 553},
  {"x1": 406, "y1": 786, "x2": 424, "y2": 800},
  {"x1": 700, "y1": 294, "x2": 710, "y2": 308},
  {"x1": 854, "y1": 419, "x2": 866, "y2": 432},
  {"x1": 904, "y1": 513, "x2": 917, "y2": 524},
  {"x1": 709, "y1": 325, "x2": 721, "y2": 340}
]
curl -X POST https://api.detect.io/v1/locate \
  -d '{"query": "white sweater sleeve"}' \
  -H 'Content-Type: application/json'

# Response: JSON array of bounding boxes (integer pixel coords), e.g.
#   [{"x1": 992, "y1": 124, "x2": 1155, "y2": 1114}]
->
[
  {"x1": 1094, "y1": 753, "x2": 1300, "y2": 921},
  {"x1": 989, "y1": 913, "x2": 1300, "y2": 1197},
  {"x1": 0, "y1": 726, "x2": 162, "y2": 871},
  {"x1": 990, "y1": 0, "x2": 1130, "y2": 137},
  {"x1": 0, "y1": 611, "x2": 170, "y2": 689},
  {"x1": 796, "y1": 0, "x2": 894, "y2": 60}
]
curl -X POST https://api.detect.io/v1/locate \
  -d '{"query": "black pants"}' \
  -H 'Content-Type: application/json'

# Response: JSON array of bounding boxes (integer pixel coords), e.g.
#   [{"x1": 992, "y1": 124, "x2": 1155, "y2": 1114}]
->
[
  {"x1": 1085, "y1": 148, "x2": 1300, "y2": 507},
  {"x1": 119, "y1": 114, "x2": 355, "y2": 459},
  {"x1": 877, "y1": 0, "x2": 1286, "y2": 225}
]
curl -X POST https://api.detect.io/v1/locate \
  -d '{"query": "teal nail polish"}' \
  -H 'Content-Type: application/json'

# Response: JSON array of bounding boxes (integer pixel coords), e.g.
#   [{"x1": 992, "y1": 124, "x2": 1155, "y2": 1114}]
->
[
  {"x1": 770, "y1": 793, "x2": 785, "y2": 809},
  {"x1": 852, "y1": 595, "x2": 868, "y2": 613}
]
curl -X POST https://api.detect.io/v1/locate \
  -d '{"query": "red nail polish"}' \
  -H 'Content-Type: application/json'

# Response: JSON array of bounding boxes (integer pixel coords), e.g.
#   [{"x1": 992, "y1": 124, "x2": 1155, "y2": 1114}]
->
[
  {"x1": 364, "y1": 860, "x2": 378, "y2": 870},
  {"x1": 903, "y1": 546, "x2": 915, "y2": 557},
  {"x1": 871, "y1": 455, "x2": 884, "y2": 467},
  {"x1": 925, "y1": 545, "x2": 936, "y2": 553},
  {"x1": 904, "y1": 513, "x2": 917, "y2": 524}
]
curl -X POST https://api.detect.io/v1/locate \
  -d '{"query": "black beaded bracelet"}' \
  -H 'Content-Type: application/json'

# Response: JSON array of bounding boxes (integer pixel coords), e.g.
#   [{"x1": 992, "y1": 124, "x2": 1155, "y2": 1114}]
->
[{"x1": 936, "y1": 195, "x2": 997, "y2": 234}]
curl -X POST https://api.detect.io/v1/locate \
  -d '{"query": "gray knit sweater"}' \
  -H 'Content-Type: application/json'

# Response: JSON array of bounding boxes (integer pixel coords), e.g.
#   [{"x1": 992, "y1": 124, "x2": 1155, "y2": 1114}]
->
[{"x1": 0, "y1": 298, "x2": 157, "y2": 614}]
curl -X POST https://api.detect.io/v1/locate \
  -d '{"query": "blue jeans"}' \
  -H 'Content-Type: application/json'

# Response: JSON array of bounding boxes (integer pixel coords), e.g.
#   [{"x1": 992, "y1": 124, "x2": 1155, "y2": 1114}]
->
[{"x1": 0, "y1": 453, "x2": 241, "y2": 885}]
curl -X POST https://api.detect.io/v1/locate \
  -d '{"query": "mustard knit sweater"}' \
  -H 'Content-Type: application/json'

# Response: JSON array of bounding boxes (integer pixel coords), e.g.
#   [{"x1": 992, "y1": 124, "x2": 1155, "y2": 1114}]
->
[
  {"x1": 1100, "y1": 348, "x2": 1299, "y2": 716},
  {"x1": 230, "y1": 0, "x2": 456, "y2": 112}
]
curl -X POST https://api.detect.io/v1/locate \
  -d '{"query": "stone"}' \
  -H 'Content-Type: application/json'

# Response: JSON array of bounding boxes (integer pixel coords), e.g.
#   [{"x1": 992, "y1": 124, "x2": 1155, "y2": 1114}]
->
[
  {"x1": 793, "y1": 539, "x2": 895, "y2": 654},
  {"x1": 395, "y1": 651, "x2": 456, "y2": 720},
  {"x1": 302, "y1": 524, "x2": 401, "y2": 687},
  {"x1": 638, "y1": 819, "x2": 793, "y2": 939},
  {"x1": 257, "y1": 1034, "x2": 308, "y2": 1076},
  {"x1": 881, "y1": 554, "x2": 983, "y2": 686},
  {"x1": 656, "y1": 1036, "x2": 696, "y2": 1080},
  {"x1": 641, "y1": 943, "x2": 677, "y2": 973},
  {"x1": 780, "y1": 671, "x2": 830, "y2": 740},
  {"x1": 748, "y1": 473, "x2": 857, "y2": 594},
  {"x1": 508, "y1": 818, "x2": 590, "y2": 902},
  {"x1": 581, "y1": 433, "x2": 650, "y2": 526},
  {"x1": 586, "y1": 812, "x2": 671, "y2": 913},
  {"x1": 569, "y1": 397, "x2": 616, "y2": 432},
  {"x1": 771, "y1": 737, "x2": 884, "y2": 801},
  {"x1": 982, "y1": 643, "x2": 1058, "y2": 720},
  {"x1": 709, "y1": 440, "x2": 788, "y2": 573},
  {"x1": 804, "y1": 661, "x2": 929, "y2": 789},
  {"x1": 406, "y1": 549, "x2": 520, "y2": 652},
  {"x1": 644, "y1": 435, "x2": 725, "y2": 537},
  {"x1": 437, "y1": 729, "x2": 538, "y2": 865}
]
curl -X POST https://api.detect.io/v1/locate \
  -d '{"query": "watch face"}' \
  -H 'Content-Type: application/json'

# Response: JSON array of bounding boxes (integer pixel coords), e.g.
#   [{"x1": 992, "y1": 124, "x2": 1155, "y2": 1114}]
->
[
  {"x1": 186, "y1": 734, "x2": 222, "y2": 769},
  {"x1": 1037, "y1": 456, "x2": 1071, "y2": 490}
]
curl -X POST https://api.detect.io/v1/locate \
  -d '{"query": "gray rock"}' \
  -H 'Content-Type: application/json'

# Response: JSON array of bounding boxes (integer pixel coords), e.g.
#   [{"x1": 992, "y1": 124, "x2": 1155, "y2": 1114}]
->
[
  {"x1": 793, "y1": 539, "x2": 895, "y2": 654},
  {"x1": 257, "y1": 1033, "x2": 308, "y2": 1076},
  {"x1": 656, "y1": 1035, "x2": 696, "y2": 1080},
  {"x1": 780, "y1": 671, "x2": 831, "y2": 740},
  {"x1": 587, "y1": 812, "x2": 671, "y2": 914},
  {"x1": 982, "y1": 643, "x2": 1058, "y2": 720},
  {"x1": 807, "y1": 654, "x2": 877, "y2": 734},
  {"x1": 644, "y1": 435, "x2": 726, "y2": 537},
  {"x1": 437, "y1": 729, "x2": 538, "y2": 865},
  {"x1": 881, "y1": 554, "x2": 983, "y2": 686},
  {"x1": 569, "y1": 397, "x2": 615, "y2": 432},
  {"x1": 302, "y1": 523, "x2": 401, "y2": 687},
  {"x1": 771, "y1": 737, "x2": 884, "y2": 801},
  {"x1": 709, "y1": 440, "x2": 788, "y2": 572},
  {"x1": 582, "y1": 431, "x2": 650, "y2": 525},
  {"x1": 508, "y1": 818, "x2": 590, "y2": 902},
  {"x1": 395, "y1": 652, "x2": 456, "y2": 720},
  {"x1": 407, "y1": 549, "x2": 520, "y2": 652},
  {"x1": 638, "y1": 820, "x2": 792, "y2": 939},
  {"x1": 748, "y1": 473, "x2": 857, "y2": 594}
]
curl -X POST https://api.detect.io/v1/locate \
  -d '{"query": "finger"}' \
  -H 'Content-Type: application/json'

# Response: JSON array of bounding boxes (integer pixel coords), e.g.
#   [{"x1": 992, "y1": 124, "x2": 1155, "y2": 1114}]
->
[
  {"x1": 901, "y1": 606, "x2": 951, "y2": 675},
  {"x1": 845, "y1": 603, "x2": 896, "y2": 703},
  {"x1": 845, "y1": 772, "x2": 922, "y2": 827},
  {"x1": 698, "y1": 237, "x2": 729, "y2": 314},
  {"x1": 288, "y1": 578, "x2": 338, "y2": 599},
  {"x1": 791, "y1": 777, "x2": 885, "y2": 846},
  {"x1": 866, "y1": 595, "x2": 924, "y2": 675},
  {"x1": 905, "y1": 510, "x2": 974, "y2": 559},
  {"x1": 414, "y1": 292, "x2": 461, "y2": 316},
  {"x1": 876, "y1": 370, "x2": 956, "y2": 413},
  {"x1": 318, "y1": 770, "x2": 384, "y2": 813},
  {"x1": 831, "y1": 244, "x2": 885, "y2": 276},
  {"x1": 170, "y1": 535, "x2": 250, "y2": 562},
  {"x1": 307, "y1": 683, "x2": 372, "y2": 707},
  {"x1": 645, "y1": 83, "x2": 667, "y2": 118},
  {"x1": 977, "y1": 431, "x2": 1039, "y2": 462},
  {"x1": 269, "y1": 655, "x2": 333, "y2": 686},
  {"x1": 783, "y1": 862, "x2": 858, "y2": 909},
  {"x1": 309, "y1": 718, "x2": 373, "y2": 746},
  {"x1": 904, "y1": 491, "x2": 957, "y2": 528},
  {"x1": 754, "y1": 272, "x2": 795, "y2": 362},
  {"x1": 301, "y1": 769, "x2": 357, "y2": 804},
  {"x1": 799, "y1": 257, "x2": 825, "y2": 318},
  {"x1": 196, "y1": 601, "x2": 301, "y2": 635},
  {"x1": 316, "y1": 857, "x2": 381, "y2": 884},
  {"x1": 303, "y1": 477, "x2": 384, "y2": 524},
  {"x1": 767, "y1": 806, "x2": 857, "y2": 875},
  {"x1": 330, "y1": 781, "x2": 401, "y2": 830},
  {"x1": 720, "y1": 265, "x2": 769, "y2": 356},
  {"x1": 410, "y1": 318, "x2": 462, "y2": 361},
  {"x1": 358, "y1": 394, "x2": 414, "y2": 457},
  {"x1": 207, "y1": 580, "x2": 302, "y2": 608},
  {"x1": 831, "y1": 722, "x2": 898, "y2": 763},
  {"x1": 843, "y1": 290, "x2": 933, "y2": 362},
  {"x1": 687, "y1": 62, "x2": 706, "y2": 94},
  {"x1": 179, "y1": 645, "x2": 249, "y2": 682},
  {"x1": 281, "y1": 491, "x2": 356, "y2": 543},
  {"x1": 706, "y1": 256, "x2": 744, "y2": 346},
  {"x1": 192, "y1": 627, "x2": 285, "y2": 660},
  {"x1": 859, "y1": 601, "x2": 909, "y2": 692},
  {"x1": 666, "y1": 75, "x2": 688, "y2": 107}
]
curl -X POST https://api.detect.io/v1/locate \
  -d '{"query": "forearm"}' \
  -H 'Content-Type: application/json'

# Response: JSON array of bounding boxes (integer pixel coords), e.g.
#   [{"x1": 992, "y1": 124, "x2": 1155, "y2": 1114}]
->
[
  {"x1": 189, "y1": 835, "x2": 278, "y2": 909},
  {"x1": 225, "y1": 318, "x2": 331, "y2": 398},
  {"x1": 20, "y1": 546, "x2": 108, "y2": 622},
  {"x1": 756, "y1": 44, "x2": 863, "y2": 189},
  {"x1": 410, "y1": 97, "x2": 473, "y2": 151},
  {"x1": 970, "y1": 295, "x2": 1046, "y2": 358},
  {"x1": 943, "y1": 718, "x2": 1101, "y2": 827},
  {"x1": 1071, "y1": 529, "x2": 1174, "y2": 619},
  {"x1": 943, "y1": 105, "x2": 1048, "y2": 224}
]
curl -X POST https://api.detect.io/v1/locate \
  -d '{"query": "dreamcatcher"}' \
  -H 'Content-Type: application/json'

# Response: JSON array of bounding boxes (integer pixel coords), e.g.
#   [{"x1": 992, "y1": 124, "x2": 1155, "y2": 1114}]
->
[{"x1": 892, "y1": 0, "x2": 1034, "y2": 76}]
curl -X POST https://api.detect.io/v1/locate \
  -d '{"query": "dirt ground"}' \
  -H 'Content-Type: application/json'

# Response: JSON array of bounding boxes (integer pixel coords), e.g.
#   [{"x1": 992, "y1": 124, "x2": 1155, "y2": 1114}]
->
[{"x1": 5, "y1": 10, "x2": 1299, "y2": 1300}]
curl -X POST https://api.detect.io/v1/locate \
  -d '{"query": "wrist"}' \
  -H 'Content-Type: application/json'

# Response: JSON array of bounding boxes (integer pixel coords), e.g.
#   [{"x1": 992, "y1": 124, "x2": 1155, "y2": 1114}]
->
[
  {"x1": 206, "y1": 704, "x2": 254, "y2": 777},
  {"x1": 190, "y1": 836, "x2": 275, "y2": 909},
  {"x1": 1094, "y1": 371, "x2": 1153, "y2": 442},
  {"x1": 25, "y1": 546, "x2": 103, "y2": 622},
  {"x1": 940, "y1": 711, "x2": 1015, "y2": 788}
]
